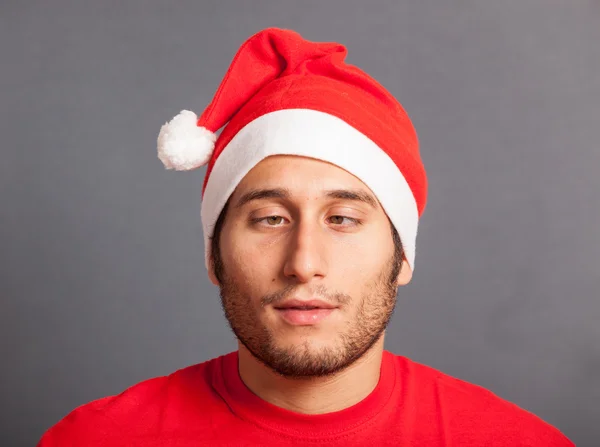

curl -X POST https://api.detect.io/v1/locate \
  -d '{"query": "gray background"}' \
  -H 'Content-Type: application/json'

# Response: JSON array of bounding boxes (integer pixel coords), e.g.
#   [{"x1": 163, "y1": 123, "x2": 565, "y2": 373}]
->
[{"x1": 2, "y1": 1, "x2": 598, "y2": 445}]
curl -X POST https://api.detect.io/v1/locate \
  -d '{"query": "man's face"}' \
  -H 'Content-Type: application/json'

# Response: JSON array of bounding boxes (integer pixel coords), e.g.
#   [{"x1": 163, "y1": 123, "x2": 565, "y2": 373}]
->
[{"x1": 211, "y1": 155, "x2": 412, "y2": 378}]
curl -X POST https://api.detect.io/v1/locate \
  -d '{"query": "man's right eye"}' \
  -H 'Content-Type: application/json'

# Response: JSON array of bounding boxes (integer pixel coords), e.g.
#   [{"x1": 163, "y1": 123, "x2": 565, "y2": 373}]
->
[{"x1": 252, "y1": 216, "x2": 287, "y2": 226}]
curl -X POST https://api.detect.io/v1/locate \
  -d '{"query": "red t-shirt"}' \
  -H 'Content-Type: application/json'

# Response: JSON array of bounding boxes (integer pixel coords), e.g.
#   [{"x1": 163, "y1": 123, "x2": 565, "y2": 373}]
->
[{"x1": 38, "y1": 351, "x2": 574, "y2": 446}]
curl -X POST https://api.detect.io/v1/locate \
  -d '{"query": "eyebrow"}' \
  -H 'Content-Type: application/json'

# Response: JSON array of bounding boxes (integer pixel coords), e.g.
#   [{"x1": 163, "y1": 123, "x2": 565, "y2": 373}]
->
[
  {"x1": 235, "y1": 188, "x2": 291, "y2": 209},
  {"x1": 234, "y1": 187, "x2": 378, "y2": 209}
]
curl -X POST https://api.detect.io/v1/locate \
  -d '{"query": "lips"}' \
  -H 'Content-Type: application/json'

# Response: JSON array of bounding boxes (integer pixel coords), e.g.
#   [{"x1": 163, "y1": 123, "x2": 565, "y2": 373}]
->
[
  {"x1": 273, "y1": 299, "x2": 337, "y2": 310},
  {"x1": 274, "y1": 299, "x2": 337, "y2": 325}
]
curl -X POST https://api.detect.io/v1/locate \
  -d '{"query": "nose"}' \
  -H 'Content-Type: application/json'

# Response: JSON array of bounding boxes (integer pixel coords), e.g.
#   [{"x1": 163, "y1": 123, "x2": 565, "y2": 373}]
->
[{"x1": 282, "y1": 219, "x2": 327, "y2": 283}]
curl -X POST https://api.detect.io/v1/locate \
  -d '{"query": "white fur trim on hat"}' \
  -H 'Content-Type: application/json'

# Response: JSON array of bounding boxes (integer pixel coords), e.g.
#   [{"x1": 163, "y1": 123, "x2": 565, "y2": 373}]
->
[
  {"x1": 157, "y1": 110, "x2": 216, "y2": 171},
  {"x1": 201, "y1": 108, "x2": 420, "y2": 272}
]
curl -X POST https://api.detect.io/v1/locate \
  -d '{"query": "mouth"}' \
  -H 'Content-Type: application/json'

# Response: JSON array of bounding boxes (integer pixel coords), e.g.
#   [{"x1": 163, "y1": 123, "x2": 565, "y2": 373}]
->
[{"x1": 273, "y1": 299, "x2": 338, "y2": 325}]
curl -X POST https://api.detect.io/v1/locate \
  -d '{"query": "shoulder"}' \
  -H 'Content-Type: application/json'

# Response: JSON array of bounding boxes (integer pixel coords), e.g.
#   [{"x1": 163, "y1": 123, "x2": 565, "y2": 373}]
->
[
  {"x1": 387, "y1": 352, "x2": 574, "y2": 446},
  {"x1": 37, "y1": 354, "x2": 231, "y2": 446}
]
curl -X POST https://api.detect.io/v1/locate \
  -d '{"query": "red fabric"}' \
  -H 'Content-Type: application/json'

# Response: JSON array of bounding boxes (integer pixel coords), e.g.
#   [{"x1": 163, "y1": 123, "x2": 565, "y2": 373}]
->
[
  {"x1": 38, "y1": 351, "x2": 574, "y2": 446},
  {"x1": 198, "y1": 28, "x2": 427, "y2": 217}
]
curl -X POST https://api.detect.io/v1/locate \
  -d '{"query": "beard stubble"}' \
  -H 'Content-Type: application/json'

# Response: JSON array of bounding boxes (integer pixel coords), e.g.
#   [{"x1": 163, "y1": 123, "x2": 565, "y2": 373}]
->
[{"x1": 219, "y1": 255, "x2": 400, "y2": 379}]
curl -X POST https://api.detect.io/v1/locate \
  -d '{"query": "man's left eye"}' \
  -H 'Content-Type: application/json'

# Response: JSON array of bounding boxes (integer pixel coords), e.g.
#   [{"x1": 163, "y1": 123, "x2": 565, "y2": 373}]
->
[{"x1": 328, "y1": 216, "x2": 359, "y2": 225}]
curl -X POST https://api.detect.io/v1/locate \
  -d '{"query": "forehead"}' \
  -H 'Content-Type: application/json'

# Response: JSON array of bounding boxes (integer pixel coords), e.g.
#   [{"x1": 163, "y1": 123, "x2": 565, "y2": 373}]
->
[{"x1": 233, "y1": 155, "x2": 370, "y2": 195}]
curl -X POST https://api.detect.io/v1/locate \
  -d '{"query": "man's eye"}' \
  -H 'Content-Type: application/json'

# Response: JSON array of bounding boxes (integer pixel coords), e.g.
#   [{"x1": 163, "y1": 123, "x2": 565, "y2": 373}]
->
[
  {"x1": 328, "y1": 216, "x2": 359, "y2": 225},
  {"x1": 259, "y1": 216, "x2": 285, "y2": 226}
]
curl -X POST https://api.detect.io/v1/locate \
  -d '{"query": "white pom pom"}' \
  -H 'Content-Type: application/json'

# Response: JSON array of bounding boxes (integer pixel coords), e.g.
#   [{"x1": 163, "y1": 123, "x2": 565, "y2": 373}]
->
[{"x1": 157, "y1": 110, "x2": 217, "y2": 171}]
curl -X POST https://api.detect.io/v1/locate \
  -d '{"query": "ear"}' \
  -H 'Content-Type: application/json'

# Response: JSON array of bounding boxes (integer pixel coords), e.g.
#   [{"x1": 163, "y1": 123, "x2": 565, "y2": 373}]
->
[
  {"x1": 207, "y1": 254, "x2": 220, "y2": 286},
  {"x1": 395, "y1": 257, "x2": 413, "y2": 286}
]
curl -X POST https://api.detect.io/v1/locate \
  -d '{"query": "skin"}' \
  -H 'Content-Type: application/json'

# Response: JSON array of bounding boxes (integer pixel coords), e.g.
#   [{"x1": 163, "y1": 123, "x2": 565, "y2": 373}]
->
[{"x1": 208, "y1": 155, "x2": 413, "y2": 414}]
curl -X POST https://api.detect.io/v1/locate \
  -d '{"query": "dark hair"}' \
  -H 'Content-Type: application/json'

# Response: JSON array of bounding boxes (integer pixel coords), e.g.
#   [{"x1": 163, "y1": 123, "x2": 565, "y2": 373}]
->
[{"x1": 210, "y1": 198, "x2": 404, "y2": 285}]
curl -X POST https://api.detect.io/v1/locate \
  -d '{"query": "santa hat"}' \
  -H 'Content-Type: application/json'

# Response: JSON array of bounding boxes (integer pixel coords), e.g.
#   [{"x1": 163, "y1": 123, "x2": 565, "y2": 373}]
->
[{"x1": 157, "y1": 27, "x2": 427, "y2": 272}]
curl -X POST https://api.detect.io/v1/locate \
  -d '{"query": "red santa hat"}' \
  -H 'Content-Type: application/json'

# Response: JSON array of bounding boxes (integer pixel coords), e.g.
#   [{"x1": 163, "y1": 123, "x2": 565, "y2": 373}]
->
[{"x1": 157, "y1": 27, "x2": 427, "y2": 272}]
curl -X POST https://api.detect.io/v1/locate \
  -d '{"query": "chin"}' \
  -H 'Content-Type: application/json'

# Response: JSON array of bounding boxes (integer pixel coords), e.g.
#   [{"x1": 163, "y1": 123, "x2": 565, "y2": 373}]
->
[{"x1": 272, "y1": 334, "x2": 341, "y2": 353}]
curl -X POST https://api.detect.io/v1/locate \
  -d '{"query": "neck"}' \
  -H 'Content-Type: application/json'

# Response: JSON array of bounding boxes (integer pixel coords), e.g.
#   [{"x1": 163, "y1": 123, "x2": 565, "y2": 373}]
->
[{"x1": 237, "y1": 337, "x2": 385, "y2": 415}]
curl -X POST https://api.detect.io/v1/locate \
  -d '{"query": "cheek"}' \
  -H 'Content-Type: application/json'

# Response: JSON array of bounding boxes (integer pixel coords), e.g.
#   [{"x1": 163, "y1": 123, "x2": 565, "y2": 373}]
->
[
  {"x1": 221, "y1": 229, "x2": 279, "y2": 298},
  {"x1": 330, "y1": 228, "x2": 393, "y2": 278},
  {"x1": 223, "y1": 217, "x2": 289, "y2": 270}
]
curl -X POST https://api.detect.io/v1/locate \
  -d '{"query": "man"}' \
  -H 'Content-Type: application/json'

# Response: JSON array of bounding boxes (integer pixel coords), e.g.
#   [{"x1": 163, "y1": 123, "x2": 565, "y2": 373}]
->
[{"x1": 38, "y1": 28, "x2": 574, "y2": 446}]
